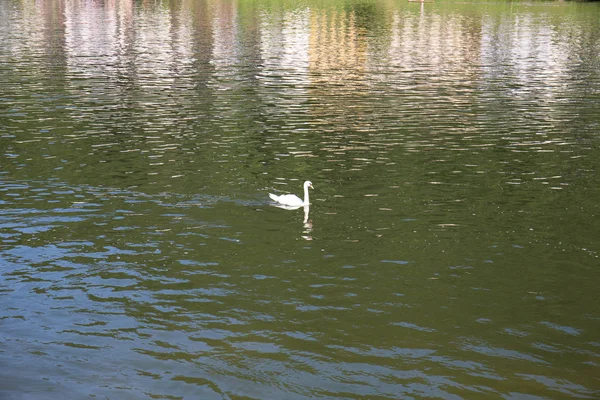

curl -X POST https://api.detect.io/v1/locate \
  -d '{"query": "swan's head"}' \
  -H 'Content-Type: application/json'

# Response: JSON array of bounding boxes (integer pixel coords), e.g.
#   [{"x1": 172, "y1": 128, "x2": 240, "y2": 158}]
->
[{"x1": 304, "y1": 181, "x2": 314, "y2": 190}]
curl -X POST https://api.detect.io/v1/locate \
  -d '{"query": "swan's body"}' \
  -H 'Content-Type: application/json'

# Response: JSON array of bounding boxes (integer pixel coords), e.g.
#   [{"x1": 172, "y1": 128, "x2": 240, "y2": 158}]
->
[{"x1": 269, "y1": 181, "x2": 313, "y2": 207}]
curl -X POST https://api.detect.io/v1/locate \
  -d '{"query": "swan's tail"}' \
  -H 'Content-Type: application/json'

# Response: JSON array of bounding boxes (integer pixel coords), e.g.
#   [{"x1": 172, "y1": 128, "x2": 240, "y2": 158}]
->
[{"x1": 268, "y1": 193, "x2": 279, "y2": 202}]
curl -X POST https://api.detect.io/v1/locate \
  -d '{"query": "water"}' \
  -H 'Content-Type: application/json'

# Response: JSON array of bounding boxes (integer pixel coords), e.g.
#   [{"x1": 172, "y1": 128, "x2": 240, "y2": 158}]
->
[{"x1": 1, "y1": 0, "x2": 600, "y2": 398}]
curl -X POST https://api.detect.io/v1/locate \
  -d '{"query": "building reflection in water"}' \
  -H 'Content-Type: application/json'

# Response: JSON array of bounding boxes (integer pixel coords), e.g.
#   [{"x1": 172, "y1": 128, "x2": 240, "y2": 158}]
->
[{"x1": 17, "y1": 0, "x2": 584, "y2": 155}]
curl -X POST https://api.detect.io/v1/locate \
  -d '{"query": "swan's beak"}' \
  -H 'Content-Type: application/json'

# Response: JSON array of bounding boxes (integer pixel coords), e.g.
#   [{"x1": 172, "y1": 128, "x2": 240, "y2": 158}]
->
[{"x1": 309, "y1": 183, "x2": 314, "y2": 189}]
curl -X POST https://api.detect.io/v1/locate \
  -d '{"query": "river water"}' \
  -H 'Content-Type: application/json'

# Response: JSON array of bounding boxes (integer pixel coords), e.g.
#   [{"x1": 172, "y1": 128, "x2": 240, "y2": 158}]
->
[{"x1": 1, "y1": 0, "x2": 599, "y2": 398}]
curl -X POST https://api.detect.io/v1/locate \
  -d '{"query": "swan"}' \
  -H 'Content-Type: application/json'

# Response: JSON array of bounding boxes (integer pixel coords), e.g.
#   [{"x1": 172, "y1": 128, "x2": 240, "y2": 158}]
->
[{"x1": 269, "y1": 181, "x2": 313, "y2": 207}]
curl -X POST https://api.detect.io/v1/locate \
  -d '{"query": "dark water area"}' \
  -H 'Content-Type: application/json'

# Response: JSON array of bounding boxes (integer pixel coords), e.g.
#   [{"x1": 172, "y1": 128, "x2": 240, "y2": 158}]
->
[{"x1": 1, "y1": 0, "x2": 600, "y2": 398}]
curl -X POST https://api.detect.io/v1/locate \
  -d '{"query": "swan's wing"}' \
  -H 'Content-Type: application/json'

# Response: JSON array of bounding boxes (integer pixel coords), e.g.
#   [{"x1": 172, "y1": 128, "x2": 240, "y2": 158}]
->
[
  {"x1": 276, "y1": 194, "x2": 303, "y2": 205},
  {"x1": 274, "y1": 204, "x2": 303, "y2": 210},
  {"x1": 269, "y1": 193, "x2": 303, "y2": 206}
]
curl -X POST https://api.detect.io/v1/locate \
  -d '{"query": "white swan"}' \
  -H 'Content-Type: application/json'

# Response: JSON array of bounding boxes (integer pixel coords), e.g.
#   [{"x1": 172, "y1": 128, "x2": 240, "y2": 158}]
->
[{"x1": 269, "y1": 181, "x2": 313, "y2": 207}]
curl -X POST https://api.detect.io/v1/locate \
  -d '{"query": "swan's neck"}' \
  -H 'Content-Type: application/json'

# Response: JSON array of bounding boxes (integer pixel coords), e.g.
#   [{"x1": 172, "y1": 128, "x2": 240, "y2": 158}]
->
[{"x1": 303, "y1": 185, "x2": 310, "y2": 205}]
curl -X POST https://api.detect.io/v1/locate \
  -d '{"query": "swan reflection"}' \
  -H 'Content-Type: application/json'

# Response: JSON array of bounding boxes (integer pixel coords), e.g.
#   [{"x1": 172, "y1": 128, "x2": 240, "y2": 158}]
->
[
  {"x1": 302, "y1": 205, "x2": 312, "y2": 240},
  {"x1": 271, "y1": 203, "x2": 313, "y2": 240}
]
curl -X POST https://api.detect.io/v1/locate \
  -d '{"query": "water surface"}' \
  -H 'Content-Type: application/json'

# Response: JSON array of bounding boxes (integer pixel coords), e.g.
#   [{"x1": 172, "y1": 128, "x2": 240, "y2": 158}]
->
[{"x1": 1, "y1": 0, "x2": 600, "y2": 398}]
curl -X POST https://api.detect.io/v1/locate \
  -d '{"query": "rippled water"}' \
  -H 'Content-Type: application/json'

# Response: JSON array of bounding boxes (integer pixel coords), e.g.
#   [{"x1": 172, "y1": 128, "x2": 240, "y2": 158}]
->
[{"x1": 1, "y1": 0, "x2": 600, "y2": 398}]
